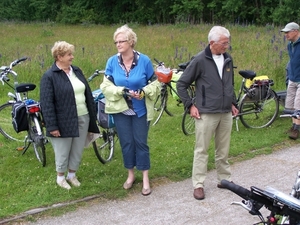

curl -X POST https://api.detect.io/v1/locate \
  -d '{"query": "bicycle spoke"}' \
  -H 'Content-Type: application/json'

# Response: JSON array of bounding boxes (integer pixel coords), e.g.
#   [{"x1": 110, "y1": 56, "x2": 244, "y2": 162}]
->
[
  {"x1": 93, "y1": 128, "x2": 116, "y2": 164},
  {"x1": 28, "y1": 115, "x2": 46, "y2": 166}
]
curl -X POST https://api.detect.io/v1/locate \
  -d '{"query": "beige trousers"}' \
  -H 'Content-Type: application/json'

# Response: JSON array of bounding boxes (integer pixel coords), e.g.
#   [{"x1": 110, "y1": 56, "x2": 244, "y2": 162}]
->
[{"x1": 192, "y1": 112, "x2": 232, "y2": 189}]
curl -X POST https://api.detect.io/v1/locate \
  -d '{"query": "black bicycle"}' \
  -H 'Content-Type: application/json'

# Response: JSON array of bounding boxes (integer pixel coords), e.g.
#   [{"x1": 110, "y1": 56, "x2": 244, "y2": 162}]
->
[
  {"x1": 0, "y1": 57, "x2": 47, "y2": 166},
  {"x1": 221, "y1": 179, "x2": 300, "y2": 224},
  {"x1": 233, "y1": 70, "x2": 279, "y2": 131},
  {"x1": 152, "y1": 58, "x2": 195, "y2": 136},
  {"x1": 88, "y1": 70, "x2": 118, "y2": 164}
]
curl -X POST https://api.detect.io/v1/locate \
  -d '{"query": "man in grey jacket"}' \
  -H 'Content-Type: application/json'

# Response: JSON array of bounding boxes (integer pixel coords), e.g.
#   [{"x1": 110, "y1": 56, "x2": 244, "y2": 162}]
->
[{"x1": 176, "y1": 26, "x2": 239, "y2": 200}]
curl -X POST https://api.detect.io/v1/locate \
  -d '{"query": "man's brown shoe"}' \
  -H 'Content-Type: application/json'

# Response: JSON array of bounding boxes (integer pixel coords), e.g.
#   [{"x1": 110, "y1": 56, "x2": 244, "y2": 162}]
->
[
  {"x1": 289, "y1": 129, "x2": 299, "y2": 140},
  {"x1": 285, "y1": 127, "x2": 294, "y2": 134},
  {"x1": 193, "y1": 187, "x2": 205, "y2": 200}
]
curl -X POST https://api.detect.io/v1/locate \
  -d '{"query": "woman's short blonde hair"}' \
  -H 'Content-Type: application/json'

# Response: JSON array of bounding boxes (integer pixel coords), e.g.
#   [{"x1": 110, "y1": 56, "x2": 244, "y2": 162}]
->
[
  {"x1": 51, "y1": 41, "x2": 75, "y2": 60},
  {"x1": 113, "y1": 24, "x2": 137, "y2": 47}
]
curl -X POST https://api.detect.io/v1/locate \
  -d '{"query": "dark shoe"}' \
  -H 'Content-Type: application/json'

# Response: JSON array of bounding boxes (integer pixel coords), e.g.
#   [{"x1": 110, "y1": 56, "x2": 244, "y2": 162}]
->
[
  {"x1": 142, "y1": 188, "x2": 152, "y2": 196},
  {"x1": 217, "y1": 181, "x2": 234, "y2": 189},
  {"x1": 193, "y1": 187, "x2": 205, "y2": 200},
  {"x1": 289, "y1": 129, "x2": 299, "y2": 140},
  {"x1": 285, "y1": 127, "x2": 294, "y2": 134}
]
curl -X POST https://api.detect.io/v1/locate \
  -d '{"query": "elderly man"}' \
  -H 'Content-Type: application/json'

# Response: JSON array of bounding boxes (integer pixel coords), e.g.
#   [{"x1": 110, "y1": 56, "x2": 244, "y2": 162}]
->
[
  {"x1": 176, "y1": 26, "x2": 239, "y2": 200},
  {"x1": 281, "y1": 22, "x2": 300, "y2": 140}
]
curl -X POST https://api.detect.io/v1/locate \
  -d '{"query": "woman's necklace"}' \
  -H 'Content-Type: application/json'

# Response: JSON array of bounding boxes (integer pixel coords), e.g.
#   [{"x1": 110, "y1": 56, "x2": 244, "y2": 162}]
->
[{"x1": 123, "y1": 59, "x2": 133, "y2": 72}]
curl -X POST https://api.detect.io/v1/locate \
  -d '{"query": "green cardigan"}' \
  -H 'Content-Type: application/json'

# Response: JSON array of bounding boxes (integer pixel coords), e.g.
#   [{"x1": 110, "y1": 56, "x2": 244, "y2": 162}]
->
[{"x1": 100, "y1": 76, "x2": 161, "y2": 121}]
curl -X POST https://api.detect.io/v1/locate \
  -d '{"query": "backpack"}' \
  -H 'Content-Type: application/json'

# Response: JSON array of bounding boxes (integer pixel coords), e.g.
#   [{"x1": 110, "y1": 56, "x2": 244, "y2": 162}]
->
[
  {"x1": 97, "y1": 98, "x2": 115, "y2": 129},
  {"x1": 12, "y1": 101, "x2": 28, "y2": 133}
]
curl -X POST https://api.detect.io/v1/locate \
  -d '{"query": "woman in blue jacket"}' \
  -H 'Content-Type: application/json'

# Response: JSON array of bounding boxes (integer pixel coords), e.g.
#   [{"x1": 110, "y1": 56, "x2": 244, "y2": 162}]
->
[{"x1": 101, "y1": 25, "x2": 160, "y2": 196}]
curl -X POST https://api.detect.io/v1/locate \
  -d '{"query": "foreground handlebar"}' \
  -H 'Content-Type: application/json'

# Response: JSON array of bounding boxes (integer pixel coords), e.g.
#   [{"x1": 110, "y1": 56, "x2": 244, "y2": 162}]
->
[
  {"x1": 280, "y1": 109, "x2": 300, "y2": 119},
  {"x1": 221, "y1": 180, "x2": 251, "y2": 200}
]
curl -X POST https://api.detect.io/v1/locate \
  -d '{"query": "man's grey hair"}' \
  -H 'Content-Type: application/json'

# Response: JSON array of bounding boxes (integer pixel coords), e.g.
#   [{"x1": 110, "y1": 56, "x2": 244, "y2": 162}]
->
[{"x1": 208, "y1": 26, "x2": 230, "y2": 42}]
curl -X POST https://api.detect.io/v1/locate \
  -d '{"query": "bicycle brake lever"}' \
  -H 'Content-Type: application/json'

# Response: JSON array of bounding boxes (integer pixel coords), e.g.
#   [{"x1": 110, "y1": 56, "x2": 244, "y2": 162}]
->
[{"x1": 231, "y1": 200, "x2": 252, "y2": 211}]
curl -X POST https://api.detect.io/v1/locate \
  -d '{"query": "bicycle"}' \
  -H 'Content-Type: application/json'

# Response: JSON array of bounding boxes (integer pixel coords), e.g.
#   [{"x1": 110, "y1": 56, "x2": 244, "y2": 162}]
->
[
  {"x1": 220, "y1": 179, "x2": 300, "y2": 224},
  {"x1": 233, "y1": 70, "x2": 279, "y2": 131},
  {"x1": 152, "y1": 58, "x2": 195, "y2": 132},
  {"x1": 0, "y1": 57, "x2": 47, "y2": 167},
  {"x1": 87, "y1": 69, "x2": 118, "y2": 164}
]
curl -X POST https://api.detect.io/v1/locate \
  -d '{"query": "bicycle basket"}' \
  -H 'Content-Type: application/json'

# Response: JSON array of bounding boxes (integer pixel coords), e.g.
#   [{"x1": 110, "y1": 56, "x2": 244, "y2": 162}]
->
[
  {"x1": 98, "y1": 99, "x2": 115, "y2": 129},
  {"x1": 12, "y1": 101, "x2": 28, "y2": 133},
  {"x1": 155, "y1": 66, "x2": 173, "y2": 83},
  {"x1": 248, "y1": 78, "x2": 272, "y2": 101}
]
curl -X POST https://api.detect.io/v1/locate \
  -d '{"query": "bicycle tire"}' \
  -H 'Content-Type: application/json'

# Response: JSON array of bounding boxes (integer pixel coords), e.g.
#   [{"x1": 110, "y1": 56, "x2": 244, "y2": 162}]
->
[
  {"x1": 152, "y1": 90, "x2": 167, "y2": 125},
  {"x1": 28, "y1": 114, "x2": 46, "y2": 167},
  {"x1": 239, "y1": 89, "x2": 279, "y2": 128},
  {"x1": 93, "y1": 127, "x2": 116, "y2": 164},
  {"x1": 0, "y1": 102, "x2": 25, "y2": 142},
  {"x1": 182, "y1": 108, "x2": 195, "y2": 135}
]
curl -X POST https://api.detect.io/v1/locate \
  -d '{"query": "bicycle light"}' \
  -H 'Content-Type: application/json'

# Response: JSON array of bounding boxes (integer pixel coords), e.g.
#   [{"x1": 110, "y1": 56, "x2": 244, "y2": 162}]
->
[{"x1": 28, "y1": 105, "x2": 40, "y2": 113}]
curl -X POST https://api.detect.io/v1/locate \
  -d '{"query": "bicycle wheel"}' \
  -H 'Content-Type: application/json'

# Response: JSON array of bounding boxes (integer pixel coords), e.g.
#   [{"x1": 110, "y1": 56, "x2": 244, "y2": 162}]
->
[
  {"x1": 182, "y1": 108, "x2": 195, "y2": 135},
  {"x1": 152, "y1": 89, "x2": 167, "y2": 125},
  {"x1": 0, "y1": 102, "x2": 25, "y2": 142},
  {"x1": 93, "y1": 127, "x2": 116, "y2": 164},
  {"x1": 239, "y1": 89, "x2": 279, "y2": 128},
  {"x1": 27, "y1": 114, "x2": 46, "y2": 167}
]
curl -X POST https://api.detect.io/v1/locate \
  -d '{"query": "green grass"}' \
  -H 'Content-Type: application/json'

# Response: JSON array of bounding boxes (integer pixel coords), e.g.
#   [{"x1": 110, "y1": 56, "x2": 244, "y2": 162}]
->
[{"x1": 0, "y1": 22, "x2": 295, "y2": 222}]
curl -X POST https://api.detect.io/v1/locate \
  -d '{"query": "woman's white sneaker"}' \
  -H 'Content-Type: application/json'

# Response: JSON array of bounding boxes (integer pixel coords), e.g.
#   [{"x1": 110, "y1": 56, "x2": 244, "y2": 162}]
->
[
  {"x1": 57, "y1": 179, "x2": 71, "y2": 190},
  {"x1": 66, "y1": 177, "x2": 81, "y2": 187}
]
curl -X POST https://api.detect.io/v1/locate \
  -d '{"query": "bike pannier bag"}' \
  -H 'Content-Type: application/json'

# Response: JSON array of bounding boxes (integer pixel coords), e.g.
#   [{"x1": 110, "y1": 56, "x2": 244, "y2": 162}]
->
[
  {"x1": 248, "y1": 76, "x2": 271, "y2": 101},
  {"x1": 171, "y1": 71, "x2": 183, "y2": 101},
  {"x1": 12, "y1": 101, "x2": 28, "y2": 133},
  {"x1": 97, "y1": 98, "x2": 115, "y2": 129}
]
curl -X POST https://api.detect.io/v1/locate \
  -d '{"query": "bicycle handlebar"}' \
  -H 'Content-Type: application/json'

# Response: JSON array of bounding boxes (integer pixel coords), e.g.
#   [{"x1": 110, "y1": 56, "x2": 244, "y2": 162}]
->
[
  {"x1": 221, "y1": 180, "x2": 251, "y2": 200},
  {"x1": 221, "y1": 180, "x2": 274, "y2": 207},
  {"x1": 280, "y1": 109, "x2": 300, "y2": 119},
  {"x1": 11, "y1": 57, "x2": 28, "y2": 68},
  {"x1": 154, "y1": 58, "x2": 164, "y2": 67},
  {"x1": 0, "y1": 57, "x2": 28, "y2": 85},
  {"x1": 87, "y1": 69, "x2": 105, "y2": 82}
]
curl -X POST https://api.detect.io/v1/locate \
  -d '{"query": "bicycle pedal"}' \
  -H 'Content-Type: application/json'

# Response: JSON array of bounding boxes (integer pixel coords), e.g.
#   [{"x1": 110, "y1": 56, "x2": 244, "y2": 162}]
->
[{"x1": 16, "y1": 146, "x2": 25, "y2": 151}]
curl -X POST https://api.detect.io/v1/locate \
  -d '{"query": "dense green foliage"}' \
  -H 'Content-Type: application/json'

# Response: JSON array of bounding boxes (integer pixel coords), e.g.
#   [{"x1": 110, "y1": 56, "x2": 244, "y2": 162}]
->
[{"x1": 0, "y1": 0, "x2": 300, "y2": 25}]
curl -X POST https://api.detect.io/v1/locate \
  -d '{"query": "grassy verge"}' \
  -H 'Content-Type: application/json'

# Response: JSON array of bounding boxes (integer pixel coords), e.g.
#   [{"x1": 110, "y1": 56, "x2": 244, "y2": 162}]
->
[{"x1": 0, "y1": 23, "x2": 294, "y2": 222}]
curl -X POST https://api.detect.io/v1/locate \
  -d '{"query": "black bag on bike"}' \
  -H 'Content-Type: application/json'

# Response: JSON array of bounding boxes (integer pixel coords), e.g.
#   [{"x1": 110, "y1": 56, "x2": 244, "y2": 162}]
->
[
  {"x1": 248, "y1": 77, "x2": 272, "y2": 101},
  {"x1": 12, "y1": 101, "x2": 28, "y2": 133},
  {"x1": 97, "y1": 99, "x2": 115, "y2": 129}
]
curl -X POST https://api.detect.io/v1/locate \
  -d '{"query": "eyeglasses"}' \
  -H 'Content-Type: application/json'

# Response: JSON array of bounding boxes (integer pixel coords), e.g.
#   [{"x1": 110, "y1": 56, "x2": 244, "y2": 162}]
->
[
  {"x1": 217, "y1": 42, "x2": 230, "y2": 46},
  {"x1": 114, "y1": 40, "x2": 128, "y2": 45}
]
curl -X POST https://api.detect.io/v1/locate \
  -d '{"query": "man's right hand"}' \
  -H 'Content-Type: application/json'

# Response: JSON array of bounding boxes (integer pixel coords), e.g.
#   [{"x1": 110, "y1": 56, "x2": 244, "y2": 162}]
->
[{"x1": 190, "y1": 105, "x2": 200, "y2": 119}]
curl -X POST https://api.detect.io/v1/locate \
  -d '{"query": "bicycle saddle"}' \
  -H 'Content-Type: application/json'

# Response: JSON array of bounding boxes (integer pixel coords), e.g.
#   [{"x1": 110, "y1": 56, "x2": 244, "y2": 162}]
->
[
  {"x1": 239, "y1": 70, "x2": 256, "y2": 80},
  {"x1": 16, "y1": 83, "x2": 36, "y2": 93},
  {"x1": 178, "y1": 61, "x2": 190, "y2": 70}
]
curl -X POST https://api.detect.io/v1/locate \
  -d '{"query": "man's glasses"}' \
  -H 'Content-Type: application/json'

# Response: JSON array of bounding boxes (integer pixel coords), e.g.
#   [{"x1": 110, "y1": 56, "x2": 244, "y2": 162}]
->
[
  {"x1": 114, "y1": 40, "x2": 128, "y2": 45},
  {"x1": 217, "y1": 42, "x2": 230, "y2": 46}
]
